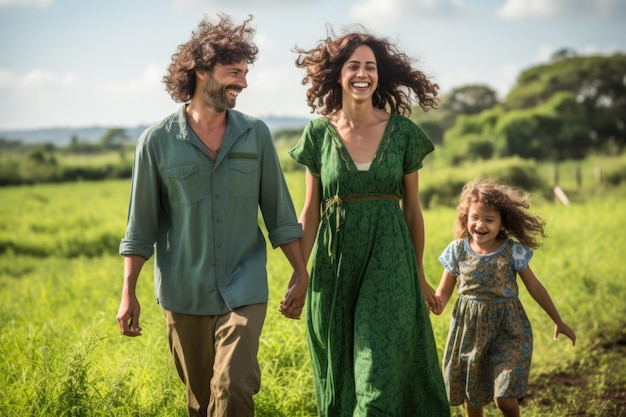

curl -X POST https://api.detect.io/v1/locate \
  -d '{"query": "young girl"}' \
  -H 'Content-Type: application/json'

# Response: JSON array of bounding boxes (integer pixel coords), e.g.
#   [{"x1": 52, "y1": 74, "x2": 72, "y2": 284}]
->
[{"x1": 433, "y1": 178, "x2": 576, "y2": 417}]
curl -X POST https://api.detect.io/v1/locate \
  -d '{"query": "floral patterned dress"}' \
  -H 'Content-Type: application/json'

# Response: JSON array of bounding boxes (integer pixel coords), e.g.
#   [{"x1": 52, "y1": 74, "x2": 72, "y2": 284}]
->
[
  {"x1": 438, "y1": 238, "x2": 533, "y2": 408},
  {"x1": 290, "y1": 114, "x2": 450, "y2": 417}
]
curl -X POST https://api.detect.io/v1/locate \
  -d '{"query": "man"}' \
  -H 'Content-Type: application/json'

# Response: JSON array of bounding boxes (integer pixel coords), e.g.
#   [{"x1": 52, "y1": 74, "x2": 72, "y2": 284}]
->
[{"x1": 116, "y1": 14, "x2": 308, "y2": 417}]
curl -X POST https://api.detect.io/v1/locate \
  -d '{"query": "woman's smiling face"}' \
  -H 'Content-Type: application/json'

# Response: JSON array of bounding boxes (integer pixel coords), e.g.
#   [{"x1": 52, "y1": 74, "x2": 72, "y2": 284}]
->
[{"x1": 339, "y1": 45, "x2": 378, "y2": 103}]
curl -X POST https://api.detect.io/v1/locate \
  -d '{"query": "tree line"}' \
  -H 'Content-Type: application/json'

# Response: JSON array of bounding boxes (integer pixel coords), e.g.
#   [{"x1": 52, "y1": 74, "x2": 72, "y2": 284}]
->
[{"x1": 413, "y1": 50, "x2": 626, "y2": 165}]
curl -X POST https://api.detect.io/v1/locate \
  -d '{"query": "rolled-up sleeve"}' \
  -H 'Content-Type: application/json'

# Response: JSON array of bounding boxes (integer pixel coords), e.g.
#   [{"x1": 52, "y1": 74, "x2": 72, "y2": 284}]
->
[
  {"x1": 119, "y1": 131, "x2": 160, "y2": 259},
  {"x1": 257, "y1": 123, "x2": 302, "y2": 248}
]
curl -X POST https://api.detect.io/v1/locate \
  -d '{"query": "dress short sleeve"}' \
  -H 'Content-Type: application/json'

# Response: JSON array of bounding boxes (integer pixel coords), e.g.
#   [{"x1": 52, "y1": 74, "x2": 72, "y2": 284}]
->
[
  {"x1": 400, "y1": 117, "x2": 434, "y2": 174},
  {"x1": 439, "y1": 239, "x2": 463, "y2": 276},
  {"x1": 511, "y1": 241, "x2": 533, "y2": 272},
  {"x1": 289, "y1": 120, "x2": 321, "y2": 177}
]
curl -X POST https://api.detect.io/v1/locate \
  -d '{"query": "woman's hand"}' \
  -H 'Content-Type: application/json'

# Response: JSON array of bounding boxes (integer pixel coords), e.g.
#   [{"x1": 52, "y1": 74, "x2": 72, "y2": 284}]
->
[{"x1": 420, "y1": 277, "x2": 438, "y2": 314}]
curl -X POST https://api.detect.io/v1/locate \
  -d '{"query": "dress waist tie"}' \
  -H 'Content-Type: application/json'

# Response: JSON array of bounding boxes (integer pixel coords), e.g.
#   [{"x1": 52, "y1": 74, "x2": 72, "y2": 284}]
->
[{"x1": 322, "y1": 193, "x2": 400, "y2": 256}]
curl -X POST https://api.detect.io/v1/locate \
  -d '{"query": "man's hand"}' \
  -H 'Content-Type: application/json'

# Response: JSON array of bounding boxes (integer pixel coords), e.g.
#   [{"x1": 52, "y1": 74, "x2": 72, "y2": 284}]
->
[{"x1": 117, "y1": 294, "x2": 142, "y2": 336}]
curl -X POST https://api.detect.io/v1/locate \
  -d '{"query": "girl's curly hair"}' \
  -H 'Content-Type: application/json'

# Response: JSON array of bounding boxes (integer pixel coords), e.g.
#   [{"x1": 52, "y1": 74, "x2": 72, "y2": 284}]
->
[
  {"x1": 163, "y1": 14, "x2": 258, "y2": 103},
  {"x1": 294, "y1": 25, "x2": 439, "y2": 116},
  {"x1": 454, "y1": 178, "x2": 547, "y2": 249}
]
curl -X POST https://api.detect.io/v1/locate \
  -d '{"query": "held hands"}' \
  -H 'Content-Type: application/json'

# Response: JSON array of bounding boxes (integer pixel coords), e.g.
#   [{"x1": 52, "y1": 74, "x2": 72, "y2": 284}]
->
[
  {"x1": 420, "y1": 278, "x2": 439, "y2": 315},
  {"x1": 431, "y1": 294, "x2": 444, "y2": 315},
  {"x1": 280, "y1": 271, "x2": 309, "y2": 320},
  {"x1": 554, "y1": 321, "x2": 577, "y2": 346}
]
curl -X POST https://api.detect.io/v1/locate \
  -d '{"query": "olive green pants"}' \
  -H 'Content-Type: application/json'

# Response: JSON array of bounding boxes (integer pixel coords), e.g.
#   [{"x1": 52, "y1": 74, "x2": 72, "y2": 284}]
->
[{"x1": 164, "y1": 303, "x2": 267, "y2": 417}]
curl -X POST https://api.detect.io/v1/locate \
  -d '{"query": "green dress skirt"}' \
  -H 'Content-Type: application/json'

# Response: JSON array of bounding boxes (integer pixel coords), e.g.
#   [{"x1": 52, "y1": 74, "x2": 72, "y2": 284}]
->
[{"x1": 290, "y1": 114, "x2": 450, "y2": 417}]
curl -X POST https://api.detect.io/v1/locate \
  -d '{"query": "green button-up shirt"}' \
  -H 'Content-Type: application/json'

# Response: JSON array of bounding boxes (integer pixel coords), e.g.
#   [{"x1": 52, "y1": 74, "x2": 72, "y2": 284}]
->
[{"x1": 119, "y1": 105, "x2": 302, "y2": 315}]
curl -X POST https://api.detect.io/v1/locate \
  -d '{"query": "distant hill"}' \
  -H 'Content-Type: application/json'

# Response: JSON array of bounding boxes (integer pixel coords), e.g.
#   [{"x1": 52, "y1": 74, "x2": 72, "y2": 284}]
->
[{"x1": 0, "y1": 115, "x2": 311, "y2": 146}]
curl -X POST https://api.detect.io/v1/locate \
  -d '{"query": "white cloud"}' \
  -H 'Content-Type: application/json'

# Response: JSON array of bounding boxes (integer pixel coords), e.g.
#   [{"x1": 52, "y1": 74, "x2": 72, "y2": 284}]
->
[
  {"x1": 255, "y1": 33, "x2": 277, "y2": 53},
  {"x1": 496, "y1": 0, "x2": 626, "y2": 20},
  {"x1": 171, "y1": 0, "x2": 312, "y2": 8},
  {"x1": 0, "y1": 62, "x2": 306, "y2": 129},
  {"x1": 350, "y1": 0, "x2": 465, "y2": 27},
  {"x1": 0, "y1": 69, "x2": 78, "y2": 89},
  {"x1": 438, "y1": 63, "x2": 520, "y2": 99},
  {"x1": 237, "y1": 65, "x2": 309, "y2": 117},
  {"x1": 0, "y1": 0, "x2": 51, "y2": 8},
  {"x1": 535, "y1": 44, "x2": 557, "y2": 63},
  {"x1": 96, "y1": 64, "x2": 163, "y2": 95},
  {"x1": 0, "y1": 66, "x2": 176, "y2": 129},
  {"x1": 0, "y1": 69, "x2": 82, "y2": 128},
  {"x1": 80, "y1": 64, "x2": 177, "y2": 127}
]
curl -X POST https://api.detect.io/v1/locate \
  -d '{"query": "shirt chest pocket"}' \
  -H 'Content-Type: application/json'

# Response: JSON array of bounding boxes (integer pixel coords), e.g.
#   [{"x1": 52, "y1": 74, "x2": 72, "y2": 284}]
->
[
  {"x1": 164, "y1": 164, "x2": 207, "y2": 205},
  {"x1": 228, "y1": 154, "x2": 259, "y2": 198}
]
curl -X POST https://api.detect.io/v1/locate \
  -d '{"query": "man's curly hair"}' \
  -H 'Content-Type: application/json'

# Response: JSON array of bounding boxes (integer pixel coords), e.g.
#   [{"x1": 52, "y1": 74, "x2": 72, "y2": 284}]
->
[
  {"x1": 163, "y1": 14, "x2": 258, "y2": 103},
  {"x1": 294, "y1": 26, "x2": 439, "y2": 116}
]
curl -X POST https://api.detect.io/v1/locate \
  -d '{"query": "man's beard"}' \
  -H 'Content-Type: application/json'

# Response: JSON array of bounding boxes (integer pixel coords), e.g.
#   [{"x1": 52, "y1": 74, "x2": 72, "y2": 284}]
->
[{"x1": 203, "y1": 75, "x2": 240, "y2": 112}]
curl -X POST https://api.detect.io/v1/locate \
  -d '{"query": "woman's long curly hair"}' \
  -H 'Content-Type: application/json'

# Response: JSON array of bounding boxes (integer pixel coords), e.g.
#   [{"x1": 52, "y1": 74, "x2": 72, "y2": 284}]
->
[
  {"x1": 294, "y1": 26, "x2": 439, "y2": 116},
  {"x1": 163, "y1": 14, "x2": 258, "y2": 103},
  {"x1": 454, "y1": 178, "x2": 547, "y2": 249}
]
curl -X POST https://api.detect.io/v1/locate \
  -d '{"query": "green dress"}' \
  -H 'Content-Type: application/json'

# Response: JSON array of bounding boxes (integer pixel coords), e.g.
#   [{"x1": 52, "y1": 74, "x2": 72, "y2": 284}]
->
[{"x1": 290, "y1": 114, "x2": 450, "y2": 417}]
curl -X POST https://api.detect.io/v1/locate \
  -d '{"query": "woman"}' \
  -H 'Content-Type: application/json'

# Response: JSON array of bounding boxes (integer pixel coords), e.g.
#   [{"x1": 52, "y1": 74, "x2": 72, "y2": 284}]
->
[{"x1": 280, "y1": 28, "x2": 450, "y2": 416}]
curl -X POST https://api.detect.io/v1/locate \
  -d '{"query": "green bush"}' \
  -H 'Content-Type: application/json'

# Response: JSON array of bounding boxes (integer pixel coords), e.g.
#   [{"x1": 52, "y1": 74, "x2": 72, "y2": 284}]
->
[{"x1": 603, "y1": 160, "x2": 626, "y2": 186}]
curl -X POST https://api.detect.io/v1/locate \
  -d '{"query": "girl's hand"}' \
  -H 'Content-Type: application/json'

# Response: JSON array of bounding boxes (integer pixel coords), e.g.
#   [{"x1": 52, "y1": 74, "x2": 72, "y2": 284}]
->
[
  {"x1": 431, "y1": 295, "x2": 444, "y2": 315},
  {"x1": 554, "y1": 321, "x2": 576, "y2": 346}
]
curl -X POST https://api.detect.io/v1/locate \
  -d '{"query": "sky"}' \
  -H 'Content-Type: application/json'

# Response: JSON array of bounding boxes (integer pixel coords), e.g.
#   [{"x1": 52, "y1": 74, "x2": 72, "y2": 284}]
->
[{"x1": 0, "y1": 0, "x2": 625, "y2": 131}]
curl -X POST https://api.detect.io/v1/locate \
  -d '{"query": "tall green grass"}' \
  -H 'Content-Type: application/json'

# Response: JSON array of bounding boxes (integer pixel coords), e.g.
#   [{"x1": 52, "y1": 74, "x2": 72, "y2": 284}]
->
[{"x1": 0, "y1": 166, "x2": 624, "y2": 416}]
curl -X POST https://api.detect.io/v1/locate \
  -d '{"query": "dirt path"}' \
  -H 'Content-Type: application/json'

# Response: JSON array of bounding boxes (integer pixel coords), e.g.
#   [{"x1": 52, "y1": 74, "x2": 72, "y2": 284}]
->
[{"x1": 524, "y1": 329, "x2": 626, "y2": 416}]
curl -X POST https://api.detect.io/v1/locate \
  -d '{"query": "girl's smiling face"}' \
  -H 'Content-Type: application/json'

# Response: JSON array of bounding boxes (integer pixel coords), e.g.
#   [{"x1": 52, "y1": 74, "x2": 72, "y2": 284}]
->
[
  {"x1": 339, "y1": 45, "x2": 378, "y2": 103},
  {"x1": 467, "y1": 201, "x2": 503, "y2": 250}
]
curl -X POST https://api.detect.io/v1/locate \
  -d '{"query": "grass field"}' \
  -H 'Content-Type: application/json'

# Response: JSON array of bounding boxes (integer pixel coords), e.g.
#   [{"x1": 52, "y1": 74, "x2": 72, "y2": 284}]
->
[{"x1": 0, "y1": 163, "x2": 625, "y2": 416}]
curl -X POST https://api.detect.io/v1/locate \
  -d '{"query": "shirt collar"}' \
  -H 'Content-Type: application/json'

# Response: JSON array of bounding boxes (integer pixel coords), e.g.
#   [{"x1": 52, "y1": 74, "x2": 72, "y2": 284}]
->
[{"x1": 167, "y1": 104, "x2": 252, "y2": 141}]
